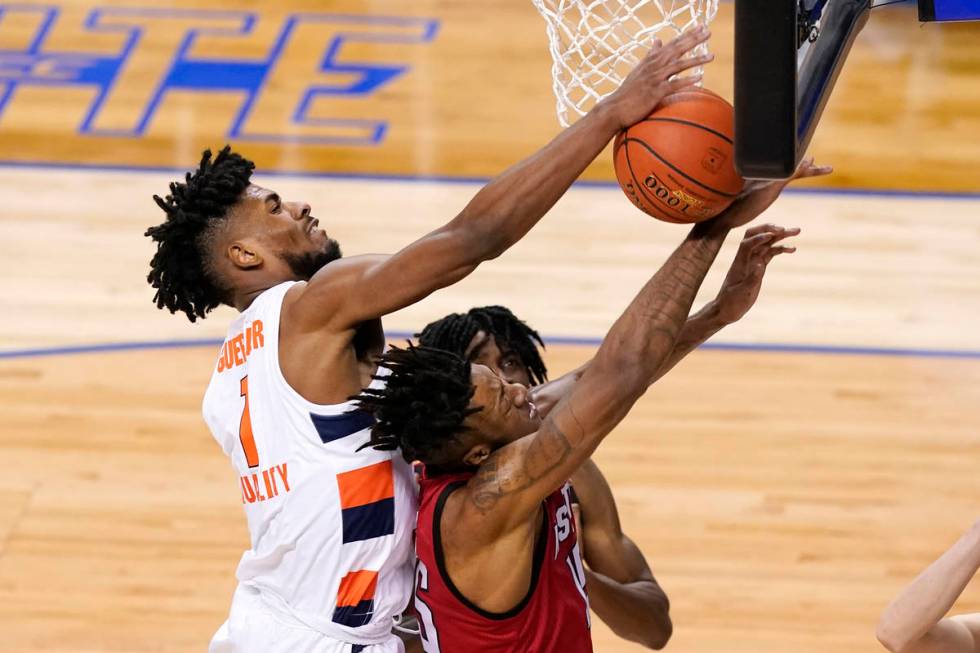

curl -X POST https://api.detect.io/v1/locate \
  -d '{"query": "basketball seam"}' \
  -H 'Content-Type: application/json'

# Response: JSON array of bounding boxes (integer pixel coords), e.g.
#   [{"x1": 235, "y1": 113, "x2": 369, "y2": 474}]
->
[
  {"x1": 623, "y1": 137, "x2": 739, "y2": 199},
  {"x1": 639, "y1": 117, "x2": 734, "y2": 145}
]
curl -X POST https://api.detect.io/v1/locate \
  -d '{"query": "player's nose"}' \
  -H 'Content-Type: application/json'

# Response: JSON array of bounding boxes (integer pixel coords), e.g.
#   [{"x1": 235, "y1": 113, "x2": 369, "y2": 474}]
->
[
  {"x1": 289, "y1": 201, "x2": 311, "y2": 220},
  {"x1": 508, "y1": 383, "x2": 528, "y2": 408}
]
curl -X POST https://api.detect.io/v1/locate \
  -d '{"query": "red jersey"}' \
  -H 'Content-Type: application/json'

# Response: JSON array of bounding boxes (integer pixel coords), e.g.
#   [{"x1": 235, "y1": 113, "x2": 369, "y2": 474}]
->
[{"x1": 412, "y1": 471, "x2": 593, "y2": 653}]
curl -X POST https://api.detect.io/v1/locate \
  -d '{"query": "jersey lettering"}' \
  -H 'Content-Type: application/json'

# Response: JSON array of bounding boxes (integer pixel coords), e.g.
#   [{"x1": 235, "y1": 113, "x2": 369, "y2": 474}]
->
[
  {"x1": 415, "y1": 559, "x2": 442, "y2": 653},
  {"x1": 554, "y1": 483, "x2": 574, "y2": 557},
  {"x1": 240, "y1": 462, "x2": 291, "y2": 504},
  {"x1": 217, "y1": 319, "x2": 265, "y2": 372}
]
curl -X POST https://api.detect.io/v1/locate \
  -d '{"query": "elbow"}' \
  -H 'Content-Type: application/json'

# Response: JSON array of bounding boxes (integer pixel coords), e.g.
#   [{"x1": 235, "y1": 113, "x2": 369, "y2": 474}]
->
[
  {"x1": 447, "y1": 212, "x2": 511, "y2": 263},
  {"x1": 635, "y1": 597, "x2": 672, "y2": 650},
  {"x1": 479, "y1": 230, "x2": 510, "y2": 261},
  {"x1": 875, "y1": 620, "x2": 908, "y2": 653},
  {"x1": 639, "y1": 612, "x2": 672, "y2": 650}
]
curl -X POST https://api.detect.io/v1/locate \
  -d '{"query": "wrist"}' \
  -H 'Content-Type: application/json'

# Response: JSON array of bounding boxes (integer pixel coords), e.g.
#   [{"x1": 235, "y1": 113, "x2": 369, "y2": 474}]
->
[
  {"x1": 691, "y1": 217, "x2": 731, "y2": 246},
  {"x1": 589, "y1": 98, "x2": 626, "y2": 135},
  {"x1": 697, "y1": 299, "x2": 731, "y2": 328}
]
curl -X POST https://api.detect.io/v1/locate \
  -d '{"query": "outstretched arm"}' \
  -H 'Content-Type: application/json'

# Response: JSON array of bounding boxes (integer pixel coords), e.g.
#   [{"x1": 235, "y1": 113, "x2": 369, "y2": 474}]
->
[
  {"x1": 460, "y1": 159, "x2": 829, "y2": 537},
  {"x1": 877, "y1": 521, "x2": 980, "y2": 653},
  {"x1": 648, "y1": 223, "x2": 799, "y2": 377},
  {"x1": 570, "y1": 459, "x2": 672, "y2": 649},
  {"x1": 530, "y1": 223, "x2": 801, "y2": 417},
  {"x1": 294, "y1": 29, "x2": 713, "y2": 331}
]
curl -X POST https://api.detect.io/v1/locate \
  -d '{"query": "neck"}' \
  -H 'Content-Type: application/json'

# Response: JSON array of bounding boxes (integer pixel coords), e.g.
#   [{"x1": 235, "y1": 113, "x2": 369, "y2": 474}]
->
[{"x1": 233, "y1": 277, "x2": 297, "y2": 312}]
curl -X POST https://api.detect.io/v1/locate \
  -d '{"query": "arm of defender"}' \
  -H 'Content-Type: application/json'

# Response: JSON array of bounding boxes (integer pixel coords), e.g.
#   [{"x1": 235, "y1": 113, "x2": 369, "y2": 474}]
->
[
  {"x1": 455, "y1": 158, "x2": 829, "y2": 540},
  {"x1": 291, "y1": 31, "x2": 713, "y2": 331},
  {"x1": 461, "y1": 214, "x2": 732, "y2": 533},
  {"x1": 570, "y1": 460, "x2": 672, "y2": 650},
  {"x1": 877, "y1": 521, "x2": 980, "y2": 653},
  {"x1": 529, "y1": 224, "x2": 800, "y2": 417}
]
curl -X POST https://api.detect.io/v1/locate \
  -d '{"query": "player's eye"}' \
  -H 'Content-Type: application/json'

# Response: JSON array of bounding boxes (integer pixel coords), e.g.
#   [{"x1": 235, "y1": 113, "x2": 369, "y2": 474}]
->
[{"x1": 501, "y1": 356, "x2": 519, "y2": 369}]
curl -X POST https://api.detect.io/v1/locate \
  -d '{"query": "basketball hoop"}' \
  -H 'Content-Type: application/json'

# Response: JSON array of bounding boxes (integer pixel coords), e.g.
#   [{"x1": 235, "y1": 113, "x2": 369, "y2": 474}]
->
[{"x1": 532, "y1": 0, "x2": 719, "y2": 126}]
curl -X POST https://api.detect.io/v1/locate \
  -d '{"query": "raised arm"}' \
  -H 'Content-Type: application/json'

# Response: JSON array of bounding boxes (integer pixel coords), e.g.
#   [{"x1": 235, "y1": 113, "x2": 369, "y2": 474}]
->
[
  {"x1": 462, "y1": 159, "x2": 829, "y2": 534},
  {"x1": 529, "y1": 223, "x2": 800, "y2": 416},
  {"x1": 648, "y1": 223, "x2": 799, "y2": 378},
  {"x1": 877, "y1": 520, "x2": 980, "y2": 653},
  {"x1": 293, "y1": 29, "x2": 713, "y2": 331}
]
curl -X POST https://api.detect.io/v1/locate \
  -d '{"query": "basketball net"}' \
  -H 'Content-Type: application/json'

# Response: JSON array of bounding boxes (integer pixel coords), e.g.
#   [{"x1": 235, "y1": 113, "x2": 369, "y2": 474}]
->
[{"x1": 532, "y1": 0, "x2": 719, "y2": 126}]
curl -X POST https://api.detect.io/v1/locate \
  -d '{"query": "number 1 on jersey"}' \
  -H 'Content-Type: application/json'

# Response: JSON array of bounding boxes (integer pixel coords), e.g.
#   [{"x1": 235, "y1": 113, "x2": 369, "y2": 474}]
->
[{"x1": 239, "y1": 376, "x2": 259, "y2": 468}]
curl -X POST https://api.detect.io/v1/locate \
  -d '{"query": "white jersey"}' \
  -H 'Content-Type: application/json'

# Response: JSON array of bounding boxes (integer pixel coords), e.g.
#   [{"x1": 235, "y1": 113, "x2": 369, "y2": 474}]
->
[{"x1": 202, "y1": 281, "x2": 416, "y2": 646}]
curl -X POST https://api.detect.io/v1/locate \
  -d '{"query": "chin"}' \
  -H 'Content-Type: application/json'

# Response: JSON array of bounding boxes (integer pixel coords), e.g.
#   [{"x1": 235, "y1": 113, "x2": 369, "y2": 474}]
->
[{"x1": 282, "y1": 240, "x2": 343, "y2": 280}]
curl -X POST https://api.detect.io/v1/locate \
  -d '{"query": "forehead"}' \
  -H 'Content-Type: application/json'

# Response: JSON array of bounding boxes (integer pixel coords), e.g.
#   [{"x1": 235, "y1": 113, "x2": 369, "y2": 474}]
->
[
  {"x1": 241, "y1": 184, "x2": 276, "y2": 203},
  {"x1": 229, "y1": 185, "x2": 278, "y2": 222},
  {"x1": 245, "y1": 184, "x2": 275, "y2": 200}
]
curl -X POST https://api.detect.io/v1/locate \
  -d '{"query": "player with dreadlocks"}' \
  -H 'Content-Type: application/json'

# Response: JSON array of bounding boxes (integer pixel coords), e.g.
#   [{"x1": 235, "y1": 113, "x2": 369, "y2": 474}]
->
[
  {"x1": 413, "y1": 227, "x2": 797, "y2": 648},
  {"x1": 145, "y1": 29, "x2": 716, "y2": 653},
  {"x1": 418, "y1": 306, "x2": 674, "y2": 648},
  {"x1": 356, "y1": 160, "x2": 829, "y2": 652},
  {"x1": 417, "y1": 306, "x2": 549, "y2": 386}
]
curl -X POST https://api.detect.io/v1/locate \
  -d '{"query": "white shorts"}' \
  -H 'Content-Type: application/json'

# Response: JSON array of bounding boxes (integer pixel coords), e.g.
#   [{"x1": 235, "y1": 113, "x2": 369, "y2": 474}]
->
[{"x1": 209, "y1": 586, "x2": 406, "y2": 653}]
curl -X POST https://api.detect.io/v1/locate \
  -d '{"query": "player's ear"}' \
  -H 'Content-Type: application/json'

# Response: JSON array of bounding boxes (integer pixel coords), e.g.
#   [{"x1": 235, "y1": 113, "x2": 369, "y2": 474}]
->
[
  {"x1": 227, "y1": 242, "x2": 262, "y2": 270},
  {"x1": 462, "y1": 443, "x2": 492, "y2": 467}
]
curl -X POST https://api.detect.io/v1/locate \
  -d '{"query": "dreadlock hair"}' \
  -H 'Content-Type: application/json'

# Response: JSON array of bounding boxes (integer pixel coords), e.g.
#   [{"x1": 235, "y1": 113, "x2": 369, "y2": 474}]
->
[
  {"x1": 417, "y1": 305, "x2": 549, "y2": 385},
  {"x1": 354, "y1": 344, "x2": 482, "y2": 465},
  {"x1": 145, "y1": 146, "x2": 255, "y2": 322}
]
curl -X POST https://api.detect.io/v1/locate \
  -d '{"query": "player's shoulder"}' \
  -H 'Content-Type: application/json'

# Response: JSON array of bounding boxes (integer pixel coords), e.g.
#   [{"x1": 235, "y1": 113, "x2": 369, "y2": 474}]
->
[{"x1": 285, "y1": 254, "x2": 392, "y2": 329}]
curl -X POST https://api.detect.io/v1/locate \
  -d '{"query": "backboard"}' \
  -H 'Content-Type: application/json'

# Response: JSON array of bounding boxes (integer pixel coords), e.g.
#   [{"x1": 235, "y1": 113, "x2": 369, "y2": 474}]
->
[
  {"x1": 734, "y1": 0, "x2": 872, "y2": 179},
  {"x1": 918, "y1": 0, "x2": 980, "y2": 21}
]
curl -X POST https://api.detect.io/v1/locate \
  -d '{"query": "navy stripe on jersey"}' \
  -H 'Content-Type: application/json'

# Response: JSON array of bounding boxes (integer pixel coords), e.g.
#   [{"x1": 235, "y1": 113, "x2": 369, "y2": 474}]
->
[
  {"x1": 333, "y1": 599, "x2": 375, "y2": 628},
  {"x1": 342, "y1": 497, "x2": 395, "y2": 543},
  {"x1": 310, "y1": 409, "x2": 375, "y2": 444},
  {"x1": 352, "y1": 646, "x2": 366, "y2": 653}
]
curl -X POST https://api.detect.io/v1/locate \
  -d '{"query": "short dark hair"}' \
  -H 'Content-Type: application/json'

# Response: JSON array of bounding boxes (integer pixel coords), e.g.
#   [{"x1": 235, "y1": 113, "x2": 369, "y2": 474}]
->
[
  {"x1": 145, "y1": 146, "x2": 254, "y2": 322},
  {"x1": 354, "y1": 344, "x2": 481, "y2": 465},
  {"x1": 417, "y1": 305, "x2": 548, "y2": 385}
]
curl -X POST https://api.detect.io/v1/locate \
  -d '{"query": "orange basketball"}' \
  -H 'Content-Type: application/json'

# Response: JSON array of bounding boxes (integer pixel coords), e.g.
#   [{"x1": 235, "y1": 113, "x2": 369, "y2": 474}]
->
[{"x1": 613, "y1": 88, "x2": 744, "y2": 223}]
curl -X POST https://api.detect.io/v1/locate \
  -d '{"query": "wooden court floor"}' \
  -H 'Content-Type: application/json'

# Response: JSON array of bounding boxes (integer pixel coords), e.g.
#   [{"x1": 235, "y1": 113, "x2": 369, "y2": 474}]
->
[
  {"x1": 2, "y1": 0, "x2": 980, "y2": 651},
  {"x1": 4, "y1": 345, "x2": 980, "y2": 652}
]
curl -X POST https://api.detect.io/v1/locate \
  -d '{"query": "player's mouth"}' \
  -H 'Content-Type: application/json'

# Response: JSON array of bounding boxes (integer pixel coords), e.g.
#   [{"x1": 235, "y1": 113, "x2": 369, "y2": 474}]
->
[{"x1": 307, "y1": 218, "x2": 319, "y2": 234}]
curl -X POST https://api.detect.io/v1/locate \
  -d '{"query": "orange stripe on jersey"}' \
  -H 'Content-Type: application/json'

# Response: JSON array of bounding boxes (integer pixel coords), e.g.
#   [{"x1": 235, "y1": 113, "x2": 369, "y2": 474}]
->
[
  {"x1": 337, "y1": 460, "x2": 394, "y2": 509},
  {"x1": 336, "y1": 569, "x2": 378, "y2": 607}
]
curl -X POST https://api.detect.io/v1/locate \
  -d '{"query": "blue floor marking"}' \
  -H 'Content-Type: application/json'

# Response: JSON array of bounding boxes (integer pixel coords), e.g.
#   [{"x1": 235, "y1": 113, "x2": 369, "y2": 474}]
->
[
  {"x1": 4, "y1": 333, "x2": 980, "y2": 361},
  {"x1": 1, "y1": 159, "x2": 978, "y2": 201}
]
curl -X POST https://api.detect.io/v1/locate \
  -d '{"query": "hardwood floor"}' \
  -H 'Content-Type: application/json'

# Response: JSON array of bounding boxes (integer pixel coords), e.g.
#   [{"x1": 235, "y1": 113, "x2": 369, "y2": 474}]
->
[{"x1": 2, "y1": 0, "x2": 980, "y2": 650}]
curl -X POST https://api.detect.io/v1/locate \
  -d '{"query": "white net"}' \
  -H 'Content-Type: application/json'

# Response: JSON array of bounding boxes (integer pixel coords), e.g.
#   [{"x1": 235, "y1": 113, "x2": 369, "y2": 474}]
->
[{"x1": 532, "y1": 0, "x2": 719, "y2": 126}]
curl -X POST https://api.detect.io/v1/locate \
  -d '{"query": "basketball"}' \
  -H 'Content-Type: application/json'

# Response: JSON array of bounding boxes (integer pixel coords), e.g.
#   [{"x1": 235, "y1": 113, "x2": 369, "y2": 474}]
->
[{"x1": 613, "y1": 87, "x2": 744, "y2": 223}]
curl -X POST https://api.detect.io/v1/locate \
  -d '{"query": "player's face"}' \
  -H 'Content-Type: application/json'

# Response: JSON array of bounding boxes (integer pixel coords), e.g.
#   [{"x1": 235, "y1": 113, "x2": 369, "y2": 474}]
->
[
  {"x1": 235, "y1": 184, "x2": 341, "y2": 279},
  {"x1": 464, "y1": 331, "x2": 532, "y2": 387},
  {"x1": 465, "y1": 364, "x2": 540, "y2": 445}
]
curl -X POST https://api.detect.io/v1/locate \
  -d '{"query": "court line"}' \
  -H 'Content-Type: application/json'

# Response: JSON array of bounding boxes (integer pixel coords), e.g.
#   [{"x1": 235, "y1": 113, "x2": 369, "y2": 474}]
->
[
  {"x1": 0, "y1": 159, "x2": 978, "y2": 201},
  {"x1": 4, "y1": 334, "x2": 980, "y2": 361}
]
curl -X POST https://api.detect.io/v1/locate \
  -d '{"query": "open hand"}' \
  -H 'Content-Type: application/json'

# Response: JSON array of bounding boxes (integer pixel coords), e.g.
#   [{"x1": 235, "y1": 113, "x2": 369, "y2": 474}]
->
[
  {"x1": 714, "y1": 157, "x2": 832, "y2": 231},
  {"x1": 601, "y1": 26, "x2": 713, "y2": 130},
  {"x1": 714, "y1": 224, "x2": 799, "y2": 325}
]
